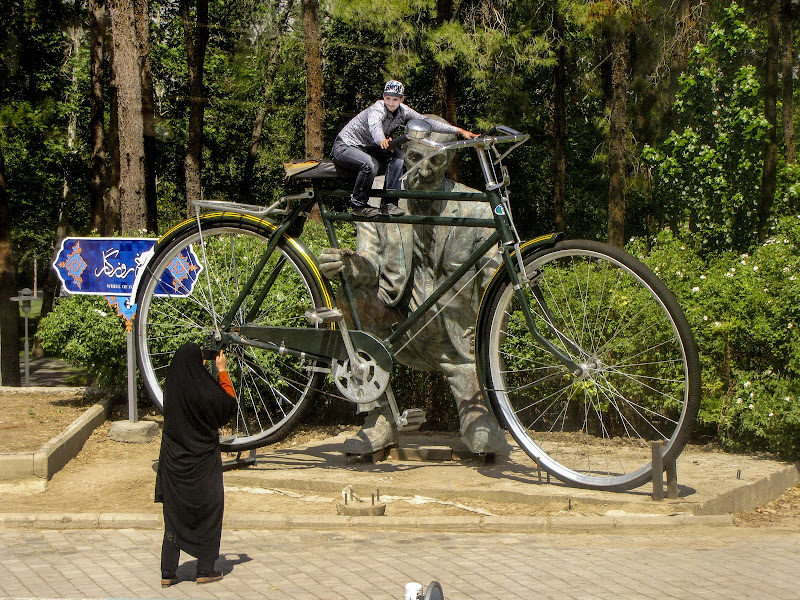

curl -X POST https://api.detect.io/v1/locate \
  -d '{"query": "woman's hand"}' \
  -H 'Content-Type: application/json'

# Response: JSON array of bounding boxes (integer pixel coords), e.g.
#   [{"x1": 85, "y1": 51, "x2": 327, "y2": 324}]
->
[{"x1": 215, "y1": 351, "x2": 228, "y2": 373}]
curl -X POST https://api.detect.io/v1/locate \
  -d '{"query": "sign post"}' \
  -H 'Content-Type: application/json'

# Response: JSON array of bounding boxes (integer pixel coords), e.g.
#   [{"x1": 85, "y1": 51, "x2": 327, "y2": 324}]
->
[{"x1": 52, "y1": 237, "x2": 156, "y2": 422}]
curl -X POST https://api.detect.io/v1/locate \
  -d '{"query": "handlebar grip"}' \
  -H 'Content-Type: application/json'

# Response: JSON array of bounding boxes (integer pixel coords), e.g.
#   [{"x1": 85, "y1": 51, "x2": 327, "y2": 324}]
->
[
  {"x1": 387, "y1": 134, "x2": 409, "y2": 150},
  {"x1": 486, "y1": 124, "x2": 522, "y2": 137}
]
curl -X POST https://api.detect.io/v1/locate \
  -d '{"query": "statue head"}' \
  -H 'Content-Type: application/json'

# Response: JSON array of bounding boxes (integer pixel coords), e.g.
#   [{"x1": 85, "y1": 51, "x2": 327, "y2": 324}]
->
[{"x1": 404, "y1": 116, "x2": 456, "y2": 191}]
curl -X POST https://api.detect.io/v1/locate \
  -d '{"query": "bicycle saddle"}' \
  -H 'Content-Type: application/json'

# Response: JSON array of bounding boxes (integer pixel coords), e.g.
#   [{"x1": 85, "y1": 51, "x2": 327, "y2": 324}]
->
[{"x1": 284, "y1": 159, "x2": 353, "y2": 182}]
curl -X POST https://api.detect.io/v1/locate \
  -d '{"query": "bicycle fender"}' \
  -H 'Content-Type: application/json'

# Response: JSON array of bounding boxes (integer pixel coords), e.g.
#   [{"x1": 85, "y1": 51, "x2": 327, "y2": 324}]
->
[{"x1": 476, "y1": 232, "x2": 562, "y2": 316}]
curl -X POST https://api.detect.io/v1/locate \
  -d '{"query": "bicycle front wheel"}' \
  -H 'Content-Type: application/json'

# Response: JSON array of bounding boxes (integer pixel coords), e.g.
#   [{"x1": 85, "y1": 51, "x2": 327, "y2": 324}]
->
[
  {"x1": 135, "y1": 214, "x2": 332, "y2": 451},
  {"x1": 477, "y1": 240, "x2": 700, "y2": 491}
]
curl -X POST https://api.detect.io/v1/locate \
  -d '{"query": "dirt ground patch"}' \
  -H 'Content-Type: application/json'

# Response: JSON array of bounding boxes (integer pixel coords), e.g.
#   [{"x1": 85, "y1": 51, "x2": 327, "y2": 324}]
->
[
  {"x1": 0, "y1": 390, "x2": 98, "y2": 452},
  {"x1": 2, "y1": 392, "x2": 800, "y2": 524}
]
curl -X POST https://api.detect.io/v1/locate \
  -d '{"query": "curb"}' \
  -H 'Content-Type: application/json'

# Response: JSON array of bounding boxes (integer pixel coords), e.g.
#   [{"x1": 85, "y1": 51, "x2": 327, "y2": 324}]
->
[
  {"x1": 0, "y1": 511, "x2": 734, "y2": 532},
  {"x1": 0, "y1": 392, "x2": 114, "y2": 481}
]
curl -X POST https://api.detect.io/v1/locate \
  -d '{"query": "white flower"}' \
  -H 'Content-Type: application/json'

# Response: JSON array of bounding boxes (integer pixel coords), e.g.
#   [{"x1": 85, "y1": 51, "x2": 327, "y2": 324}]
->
[
  {"x1": 749, "y1": 404, "x2": 754, "y2": 410},
  {"x1": 726, "y1": 272, "x2": 734, "y2": 278},
  {"x1": 700, "y1": 275, "x2": 706, "y2": 280},
  {"x1": 703, "y1": 315, "x2": 709, "y2": 321},
  {"x1": 789, "y1": 323, "x2": 795, "y2": 329},
  {"x1": 750, "y1": 392, "x2": 755, "y2": 398},
  {"x1": 736, "y1": 398, "x2": 743, "y2": 404},
  {"x1": 692, "y1": 286, "x2": 700, "y2": 292},
  {"x1": 93, "y1": 309, "x2": 108, "y2": 317},
  {"x1": 784, "y1": 267, "x2": 790, "y2": 272},
  {"x1": 785, "y1": 397, "x2": 792, "y2": 402},
  {"x1": 741, "y1": 260, "x2": 747, "y2": 266},
  {"x1": 753, "y1": 266, "x2": 759, "y2": 271},
  {"x1": 744, "y1": 381, "x2": 751, "y2": 387},
  {"x1": 791, "y1": 276, "x2": 797, "y2": 281},
  {"x1": 714, "y1": 321, "x2": 721, "y2": 327},
  {"x1": 769, "y1": 412, "x2": 774, "y2": 417}
]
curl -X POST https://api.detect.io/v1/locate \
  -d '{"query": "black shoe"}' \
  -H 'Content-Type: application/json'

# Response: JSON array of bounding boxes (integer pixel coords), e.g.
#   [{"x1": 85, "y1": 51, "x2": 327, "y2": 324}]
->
[
  {"x1": 381, "y1": 202, "x2": 405, "y2": 216},
  {"x1": 351, "y1": 203, "x2": 380, "y2": 218},
  {"x1": 196, "y1": 570, "x2": 224, "y2": 584},
  {"x1": 161, "y1": 575, "x2": 179, "y2": 588}
]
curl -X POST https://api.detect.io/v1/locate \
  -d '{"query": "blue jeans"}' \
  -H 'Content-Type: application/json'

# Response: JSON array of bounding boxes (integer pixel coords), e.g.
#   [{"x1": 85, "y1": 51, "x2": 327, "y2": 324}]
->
[{"x1": 331, "y1": 139, "x2": 405, "y2": 206}]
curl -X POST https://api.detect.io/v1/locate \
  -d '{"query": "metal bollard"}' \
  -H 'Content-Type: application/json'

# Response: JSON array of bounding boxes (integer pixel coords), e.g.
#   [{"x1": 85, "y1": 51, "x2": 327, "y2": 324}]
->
[{"x1": 652, "y1": 440, "x2": 664, "y2": 500}]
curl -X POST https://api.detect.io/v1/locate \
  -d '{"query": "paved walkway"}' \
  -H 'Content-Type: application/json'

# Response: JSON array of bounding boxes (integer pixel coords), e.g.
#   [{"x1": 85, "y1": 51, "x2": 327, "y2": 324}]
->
[{"x1": 0, "y1": 526, "x2": 797, "y2": 599}]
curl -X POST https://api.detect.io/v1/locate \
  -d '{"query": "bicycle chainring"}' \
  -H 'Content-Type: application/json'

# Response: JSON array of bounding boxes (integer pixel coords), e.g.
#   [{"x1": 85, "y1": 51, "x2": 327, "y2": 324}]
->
[{"x1": 331, "y1": 352, "x2": 390, "y2": 404}]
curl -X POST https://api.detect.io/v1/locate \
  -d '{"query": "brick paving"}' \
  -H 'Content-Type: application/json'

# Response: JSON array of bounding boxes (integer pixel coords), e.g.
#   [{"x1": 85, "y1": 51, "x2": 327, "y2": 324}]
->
[{"x1": 0, "y1": 526, "x2": 798, "y2": 600}]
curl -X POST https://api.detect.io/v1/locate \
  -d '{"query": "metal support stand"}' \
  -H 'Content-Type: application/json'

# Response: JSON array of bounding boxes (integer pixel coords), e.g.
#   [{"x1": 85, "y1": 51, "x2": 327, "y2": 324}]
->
[
  {"x1": 222, "y1": 448, "x2": 258, "y2": 471},
  {"x1": 652, "y1": 440, "x2": 679, "y2": 500}
]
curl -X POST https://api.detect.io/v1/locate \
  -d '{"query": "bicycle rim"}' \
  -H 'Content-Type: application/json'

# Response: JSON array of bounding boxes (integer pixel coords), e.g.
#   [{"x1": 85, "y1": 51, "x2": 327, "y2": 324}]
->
[
  {"x1": 480, "y1": 240, "x2": 700, "y2": 491},
  {"x1": 135, "y1": 218, "x2": 329, "y2": 450}
]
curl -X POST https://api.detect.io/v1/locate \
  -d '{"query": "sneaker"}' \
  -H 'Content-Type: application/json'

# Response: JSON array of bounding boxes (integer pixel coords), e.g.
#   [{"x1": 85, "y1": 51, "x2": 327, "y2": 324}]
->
[
  {"x1": 381, "y1": 202, "x2": 406, "y2": 216},
  {"x1": 351, "y1": 203, "x2": 380, "y2": 218},
  {"x1": 196, "y1": 570, "x2": 224, "y2": 585}
]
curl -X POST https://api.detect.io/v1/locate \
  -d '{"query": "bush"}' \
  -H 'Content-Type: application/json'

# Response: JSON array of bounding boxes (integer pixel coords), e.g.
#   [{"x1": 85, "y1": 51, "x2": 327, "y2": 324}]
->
[
  {"x1": 36, "y1": 295, "x2": 129, "y2": 393},
  {"x1": 630, "y1": 217, "x2": 800, "y2": 457}
]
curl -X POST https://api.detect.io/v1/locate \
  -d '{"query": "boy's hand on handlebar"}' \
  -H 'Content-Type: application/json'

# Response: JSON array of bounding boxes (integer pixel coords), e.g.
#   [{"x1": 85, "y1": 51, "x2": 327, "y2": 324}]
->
[
  {"x1": 380, "y1": 138, "x2": 391, "y2": 150},
  {"x1": 457, "y1": 128, "x2": 480, "y2": 140}
]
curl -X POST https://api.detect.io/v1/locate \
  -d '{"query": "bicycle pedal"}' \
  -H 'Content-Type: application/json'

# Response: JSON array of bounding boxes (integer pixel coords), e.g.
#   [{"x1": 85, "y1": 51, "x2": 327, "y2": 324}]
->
[
  {"x1": 398, "y1": 408, "x2": 427, "y2": 432},
  {"x1": 305, "y1": 307, "x2": 343, "y2": 325}
]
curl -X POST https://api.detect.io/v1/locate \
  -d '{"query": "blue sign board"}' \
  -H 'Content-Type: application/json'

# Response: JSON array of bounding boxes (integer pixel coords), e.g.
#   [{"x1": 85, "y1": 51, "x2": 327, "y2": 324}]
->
[
  {"x1": 54, "y1": 238, "x2": 155, "y2": 296},
  {"x1": 53, "y1": 237, "x2": 202, "y2": 321}
]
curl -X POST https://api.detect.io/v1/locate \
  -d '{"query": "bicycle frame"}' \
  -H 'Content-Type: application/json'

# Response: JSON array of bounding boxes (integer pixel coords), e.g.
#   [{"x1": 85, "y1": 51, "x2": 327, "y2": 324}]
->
[{"x1": 182, "y1": 125, "x2": 582, "y2": 386}]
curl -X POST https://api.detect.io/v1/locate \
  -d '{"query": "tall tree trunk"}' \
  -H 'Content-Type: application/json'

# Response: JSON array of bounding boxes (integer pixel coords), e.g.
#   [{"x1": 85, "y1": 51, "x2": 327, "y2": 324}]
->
[
  {"x1": 758, "y1": 0, "x2": 780, "y2": 244},
  {"x1": 182, "y1": 0, "x2": 209, "y2": 213},
  {"x1": 432, "y1": 0, "x2": 457, "y2": 123},
  {"x1": 135, "y1": 0, "x2": 158, "y2": 233},
  {"x1": 109, "y1": 0, "x2": 147, "y2": 235},
  {"x1": 302, "y1": 0, "x2": 324, "y2": 159},
  {"x1": 89, "y1": 0, "x2": 107, "y2": 233},
  {"x1": 241, "y1": 0, "x2": 295, "y2": 198},
  {"x1": 607, "y1": 31, "x2": 629, "y2": 248},
  {"x1": 552, "y1": 10, "x2": 567, "y2": 234},
  {"x1": 106, "y1": 81, "x2": 122, "y2": 234},
  {"x1": 782, "y1": 0, "x2": 796, "y2": 165},
  {"x1": 0, "y1": 145, "x2": 21, "y2": 386}
]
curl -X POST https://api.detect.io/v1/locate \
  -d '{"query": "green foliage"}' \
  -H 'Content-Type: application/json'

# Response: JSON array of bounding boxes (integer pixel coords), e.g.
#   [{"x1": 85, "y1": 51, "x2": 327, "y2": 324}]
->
[
  {"x1": 642, "y1": 4, "x2": 769, "y2": 253},
  {"x1": 36, "y1": 296, "x2": 128, "y2": 392},
  {"x1": 630, "y1": 218, "x2": 800, "y2": 457}
]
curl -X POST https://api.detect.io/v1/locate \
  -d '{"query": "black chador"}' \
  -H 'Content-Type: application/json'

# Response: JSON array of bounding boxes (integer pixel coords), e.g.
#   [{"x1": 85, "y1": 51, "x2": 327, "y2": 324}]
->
[{"x1": 155, "y1": 343, "x2": 237, "y2": 572}]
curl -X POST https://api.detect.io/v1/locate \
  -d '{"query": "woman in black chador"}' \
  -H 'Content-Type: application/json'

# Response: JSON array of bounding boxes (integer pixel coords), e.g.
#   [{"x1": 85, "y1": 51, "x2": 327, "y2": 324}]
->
[{"x1": 155, "y1": 342, "x2": 237, "y2": 587}]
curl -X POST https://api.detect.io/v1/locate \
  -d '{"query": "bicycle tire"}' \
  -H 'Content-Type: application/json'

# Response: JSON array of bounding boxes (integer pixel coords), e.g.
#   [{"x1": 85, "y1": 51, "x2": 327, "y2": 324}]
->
[
  {"x1": 134, "y1": 214, "x2": 333, "y2": 451},
  {"x1": 476, "y1": 239, "x2": 701, "y2": 491}
]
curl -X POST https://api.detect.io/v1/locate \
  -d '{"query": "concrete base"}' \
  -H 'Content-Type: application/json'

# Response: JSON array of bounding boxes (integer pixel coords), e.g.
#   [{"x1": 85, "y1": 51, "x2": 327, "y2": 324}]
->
[
  {"x1": 108, "y1": 420, "x2": 159, "y2": 443},
  {"x1": 336, "y1": 502, "x2": 386, "y2": 516}
]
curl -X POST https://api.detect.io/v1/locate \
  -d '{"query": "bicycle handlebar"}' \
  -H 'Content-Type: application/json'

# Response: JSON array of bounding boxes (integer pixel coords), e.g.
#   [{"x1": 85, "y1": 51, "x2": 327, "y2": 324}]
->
[{"x1": 399, "y1": 123, "x2": 529, "y2": 190}]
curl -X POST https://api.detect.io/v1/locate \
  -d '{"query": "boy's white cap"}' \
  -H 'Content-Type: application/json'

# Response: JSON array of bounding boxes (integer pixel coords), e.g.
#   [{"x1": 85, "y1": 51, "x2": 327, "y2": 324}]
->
[{"x1": 383, "y1": 80, "x2": 405, "y2": 97}]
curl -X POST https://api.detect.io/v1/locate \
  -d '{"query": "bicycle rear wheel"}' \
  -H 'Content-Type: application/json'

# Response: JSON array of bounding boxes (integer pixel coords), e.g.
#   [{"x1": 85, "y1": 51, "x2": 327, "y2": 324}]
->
[
  {"x1": 476, "y1": 240, "x2": 700, "y2": 491},
  {"x1": 134, "y1": 214, "x2": 332, "y2": 451}
]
